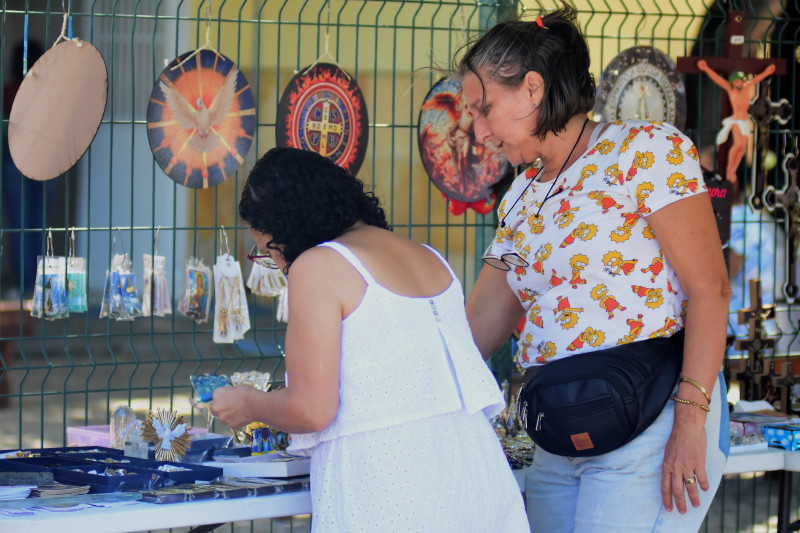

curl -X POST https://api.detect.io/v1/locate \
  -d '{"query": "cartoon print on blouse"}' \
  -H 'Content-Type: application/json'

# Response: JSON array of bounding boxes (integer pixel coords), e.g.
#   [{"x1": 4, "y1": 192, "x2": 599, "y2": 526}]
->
[
  {"x1": 590, "y1": 283, "x2": 628, "y2": 318},
  {"x1": 650, "y1": 316, "x2": 679, "y2": 338},
  {"x1": 610, "y1": 212, "x2": 641, "y2": 243},
  {"x1": 666, "y1": 279, "x2": 679, "y2": 295},
  {"x1": 635, "y1": 182, "x2": 655, "y2": 215},
  {"x1": 553, "y1": 295, "x2": 583, "y2": 330},
  {"x1": 604, "y1": 163, "x2": 624, "y2": 186},
  {"x1": 667, "y1": 172, "x2": 699, "y2": 196},
  {"x1": 570, "y1": 164, "x2": 597, "y2": 197},
  {"x1": 528, "y1": 213, "x2": 545, "y2": 234},
  {"x1": 559, "y1": 222, "x2": 598, "y2": 248},
  {"x1": 627, "y1": 150, "x2": 655, "y2": 183},
  {"x1": 686, "y1": 144, "x2": 699, "y2": 161},
  {"x1": 518, "y1": 333, "x2": 533, "y2": 364},
  {"x1": 602, "y1": 250, "x2": 638, "y2": 277},
  {"x1": 554, "y1": 198, "x2": 579, "y2": 228},
  {"x1": 588, "y1": 190, "x2": 624, "y2": 214},
  {"x1": 550, "y1": 269, "x2": 567, "y2": 288},
  {"x1": 619, "y1": 123, "x2": 657, "y2": 155},
  {"x1": 567, "y1": 326, "x2": 606, "y2": 351},
  {"x1": 618, "y1": 313, "x2": 645, "y2": 344},
  {"x1": 530, "y1": 243, "x2": 552, "y2": 274},
  {"x1": 641, "y1": 250, "x2": 665, "y2": 282},
  {"x1": 666, "y1": 132, "x2": 685, "y2": 165},
  {"x1": 517, "y1": 287, "x2": 537, "y2": 305},
  {"x1": 642, "y1": 225, "x2": 655, "y2": 240},
  {"x1": 568, "y1": 254, "x2": 589, "y2": 289},
  {"x1": 680, "y1": 299, "x2": 689, "y2": 322},
  {"x1": 528, "y1": 305, "x2": 544, "y2": 328},
  {"x1": 535, "y1": 340, "x2": 557, "y2": 364},
  {"x1": 632, "y1": 285, "x2": 664, "y2": 309}
]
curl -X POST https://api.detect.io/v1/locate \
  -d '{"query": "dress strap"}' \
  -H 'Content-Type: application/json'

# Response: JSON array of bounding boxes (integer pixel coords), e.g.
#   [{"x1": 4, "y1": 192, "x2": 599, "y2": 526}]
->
[
  {"x1": 317, "y1": 241, "x2": 377, "y2": 285},
  {"x1": 423, "y1": 244, "x2": 457, "y2": 281}
]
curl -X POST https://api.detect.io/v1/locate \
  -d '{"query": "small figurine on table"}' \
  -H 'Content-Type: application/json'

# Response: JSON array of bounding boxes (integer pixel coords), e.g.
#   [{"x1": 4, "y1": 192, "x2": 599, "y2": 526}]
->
[{"x1": 696, "y1": 59, "x2": 776, "y2": 182}]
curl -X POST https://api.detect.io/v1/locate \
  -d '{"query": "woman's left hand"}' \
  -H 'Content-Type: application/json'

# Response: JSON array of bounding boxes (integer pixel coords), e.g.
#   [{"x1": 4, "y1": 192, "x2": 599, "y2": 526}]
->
[
  {"x1": 209, "y1": 385, "x2": 258, "y2": 428},
  {"x1": 661, "y1": 408, "x2": 708, "y2": 513}
]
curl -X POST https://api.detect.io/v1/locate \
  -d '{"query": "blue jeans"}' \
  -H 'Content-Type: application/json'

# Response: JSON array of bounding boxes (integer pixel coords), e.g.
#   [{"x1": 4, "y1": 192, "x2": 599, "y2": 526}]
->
[{"x1": 525, "y1": 372, "x2": 729, "y2": 532}]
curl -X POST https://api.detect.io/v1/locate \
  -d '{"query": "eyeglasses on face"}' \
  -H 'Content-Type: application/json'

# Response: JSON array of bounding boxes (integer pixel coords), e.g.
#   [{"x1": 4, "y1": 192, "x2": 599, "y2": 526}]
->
[
  {"x1": 481, "y1": 242, "x2": 529, "y2": 271},
  {"x1": 247, "y1": 242, "x2": 280, "y2": 269}
]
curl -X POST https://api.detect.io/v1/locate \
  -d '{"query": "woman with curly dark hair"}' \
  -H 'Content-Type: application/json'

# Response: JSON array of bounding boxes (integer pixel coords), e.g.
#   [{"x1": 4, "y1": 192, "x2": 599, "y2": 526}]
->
[{"x1": 211, "y1": 147, "x2": 528, "y2": 532}]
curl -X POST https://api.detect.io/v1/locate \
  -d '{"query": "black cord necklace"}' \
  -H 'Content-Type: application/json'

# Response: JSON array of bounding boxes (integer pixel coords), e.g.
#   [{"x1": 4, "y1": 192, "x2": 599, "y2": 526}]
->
[
  {"x1": 533, "y1": 117, "x2": 590, "y2": 219},
  {"x1": 500, "y1": 117, "x2": 590, "y2": 228}
]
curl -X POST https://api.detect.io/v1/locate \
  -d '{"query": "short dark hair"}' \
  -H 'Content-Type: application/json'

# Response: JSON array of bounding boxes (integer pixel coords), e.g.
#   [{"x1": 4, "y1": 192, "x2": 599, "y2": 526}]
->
[
  {"x1": 239, "y1": 147, "x2": 391, "y2": 268},
  {"x1": 455, "y1": 3, "x2": 595, "y2": 139}
]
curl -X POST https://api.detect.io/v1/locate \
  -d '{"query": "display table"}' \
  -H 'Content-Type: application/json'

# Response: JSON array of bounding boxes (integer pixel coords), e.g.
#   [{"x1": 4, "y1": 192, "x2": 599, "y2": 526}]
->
[{"x1": 0, "y1": 490, "x2": 312, "y2": 533}]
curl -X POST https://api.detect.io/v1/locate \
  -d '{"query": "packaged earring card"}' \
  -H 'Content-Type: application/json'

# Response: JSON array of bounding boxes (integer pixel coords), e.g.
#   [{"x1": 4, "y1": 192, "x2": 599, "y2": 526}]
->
[
  {"x1": 246, "y1": 261, "x2": 286, "y2": 297},
  {"x1": 179, "y1": 257, "x2": 212, "y2": 323},
  {"x1": 143, "y1": 229, "x2": 171, "y2": 317},
  {"x1": 100, "y1": 233, "x2": 143, "y2": 321},
  {"x1": 31, "y1": 231, "x2": 68, "y2": 320},
  {"x1": 213, "y1": 230, "x2": 250, "y2": 343},
  {"x1": 66, "y1": 230, "x2": 87, "y2": 314}
]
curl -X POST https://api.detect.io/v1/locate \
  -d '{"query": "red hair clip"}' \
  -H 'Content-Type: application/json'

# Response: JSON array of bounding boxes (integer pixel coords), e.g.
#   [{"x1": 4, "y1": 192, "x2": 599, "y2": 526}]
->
[{"x1": 536, "y1": 16, "x2": 547, "y2": 29}]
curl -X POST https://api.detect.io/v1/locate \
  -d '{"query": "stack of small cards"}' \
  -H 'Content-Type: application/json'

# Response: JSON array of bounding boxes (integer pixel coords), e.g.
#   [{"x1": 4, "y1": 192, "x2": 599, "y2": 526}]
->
[
  {"x1": 0, "y1": 485, "x2": 35, "y2": 500},
  {"x1": 29, "y1": 483, "x2": 90, "y2": 498}
]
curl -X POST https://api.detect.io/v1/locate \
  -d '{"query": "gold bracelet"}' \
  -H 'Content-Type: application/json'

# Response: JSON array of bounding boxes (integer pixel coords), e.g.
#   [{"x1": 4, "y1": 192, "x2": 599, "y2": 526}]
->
[
  {"x1": 679, "y1": 376, "x2": 711, "y2": 403},
  {"x1": 671, "y1": 394, "x2": 710, "y2": 412}
]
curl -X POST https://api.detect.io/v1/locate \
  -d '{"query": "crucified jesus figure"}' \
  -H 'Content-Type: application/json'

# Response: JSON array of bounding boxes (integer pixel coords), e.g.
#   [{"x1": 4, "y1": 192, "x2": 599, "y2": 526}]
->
[{"x1": 697, "y1": 59, "x2": 776, "y2": 182}]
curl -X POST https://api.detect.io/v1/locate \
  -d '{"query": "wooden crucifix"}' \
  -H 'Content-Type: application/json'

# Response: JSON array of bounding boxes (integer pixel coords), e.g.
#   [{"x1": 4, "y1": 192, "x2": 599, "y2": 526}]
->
[
  {"x1": 764, "y1": 135, "x2": 800, "y2": 302},
  {"x1": 735, "y1": 278, "x2": 776, "y2": 374},
  {"x1": 677, "y1": 11, "x2": 786, "y2": 192}
]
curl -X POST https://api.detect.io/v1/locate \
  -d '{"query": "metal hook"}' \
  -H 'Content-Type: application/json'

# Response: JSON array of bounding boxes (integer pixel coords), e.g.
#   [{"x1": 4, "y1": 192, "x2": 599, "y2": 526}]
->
[
  {"x1": 154, "y1": 226, "x2": 162, "y2": 256},
  {"x1": 69, "y1": 229, "x2": 76, "y2": 258},
  {"x1": 219, "y1": 226, "x2": 230, "y2": 256},
  {"x1": 46, "y1": 230, "x2": 55, "y2": 258}
]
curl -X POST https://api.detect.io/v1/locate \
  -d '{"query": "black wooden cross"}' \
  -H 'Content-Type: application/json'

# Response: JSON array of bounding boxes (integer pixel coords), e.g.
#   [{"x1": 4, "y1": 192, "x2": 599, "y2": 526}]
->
[
  {"x1": 749, "y1": 88, "x2": 792, "y2": 211},
  {"x1": 735, "y1": 278, "x2": 776, "y2": 373},
  {"x1": 762, "y1": 359, "x2": 781, "y2": 405},
  {"x1": 778, "y1": 362, "x2": 799, "y2": 414},
  {"x1": 764, "y1": 135, "x2": 800, "y2": 302},
  {"x1": 736, "y1": 361, "x2": 761, "y2": 402}
]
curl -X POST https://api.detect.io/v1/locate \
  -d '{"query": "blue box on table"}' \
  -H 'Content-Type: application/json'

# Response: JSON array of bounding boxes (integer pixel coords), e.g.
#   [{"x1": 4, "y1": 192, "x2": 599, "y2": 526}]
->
[
  {"x1": 130, "y1": 460, "x2": 223, "y2": 483},
  {"x1": 54, "y1": 464, "x2": 164, "y2": 494},
  {"x1": 3, "y1": 455, "x2": 91, "y2": 471},
  {"x1": 764, "y1": 423, "x2": 800, "y2": 451}
]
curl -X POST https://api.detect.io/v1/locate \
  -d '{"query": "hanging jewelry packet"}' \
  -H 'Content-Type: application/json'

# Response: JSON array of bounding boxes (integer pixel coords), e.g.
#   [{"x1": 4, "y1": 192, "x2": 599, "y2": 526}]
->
[
  {"x1": 213, "y1": 228, "x2": 250, "y2": 343},
  {"x1": 100, "y1": 232, "x2": 143, "y2": 320},
  {"x1": 142, "y1": 228, "x2": 172, "y2": 317},
  {"x1": 31, "y1": 231, "x2": 68, "y2": 319},
  {"x1": 178, "y1": 256, "x2": 212, "y2": 323},
  {"x1": 66, "y1": 230, "x2": 87, "y2": 313},
  {"x1": 246, "y1": 260, "x2": 286, "y2": 298}
]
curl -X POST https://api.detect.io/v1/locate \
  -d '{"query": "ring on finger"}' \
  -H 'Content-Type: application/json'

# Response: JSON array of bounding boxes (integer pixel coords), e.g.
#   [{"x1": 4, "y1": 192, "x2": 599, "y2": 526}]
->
[{"x1": 683, "y1": 476, "x2": 697, "y2": 486}]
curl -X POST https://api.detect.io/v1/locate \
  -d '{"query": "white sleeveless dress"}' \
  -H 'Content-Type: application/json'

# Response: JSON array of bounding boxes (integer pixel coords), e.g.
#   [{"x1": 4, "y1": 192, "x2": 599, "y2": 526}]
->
[{"x1": 288, "y1": 241, "x2": 529, "y2": 532}]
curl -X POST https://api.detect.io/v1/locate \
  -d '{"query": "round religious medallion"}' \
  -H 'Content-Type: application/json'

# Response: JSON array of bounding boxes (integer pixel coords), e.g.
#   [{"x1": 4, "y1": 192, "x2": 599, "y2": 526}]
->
[
  {"x1": 146, "y1": 49, "x2": 255, "y2": 189},
  {"x1": 593, "y1": 46, "x2": 686, "y2": 131},
  {"x1": 276, "y1": 63, "x2": 369, "y2": 176},
  {"x1": 418, "y1": 77, "x2": 508, "y2": 203}
]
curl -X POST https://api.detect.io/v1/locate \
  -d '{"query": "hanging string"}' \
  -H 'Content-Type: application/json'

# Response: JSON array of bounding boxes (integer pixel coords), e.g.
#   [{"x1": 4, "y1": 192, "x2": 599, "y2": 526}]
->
[
  {"x1": 172, "y1": 0, "x2": 217, "y2": 70},
  {"x1": 69, "y1": 229, "x2": 76, "y2": 258},
  {"x1": 219, "y1": 226, "x2": 230, "y2": 256},
  {"x1": 154, "y1": 226, "x2": 162, "y2": 256},
  {"x1": 46, "y1": 230, "x2": 55, "y2": 258},
  {"x1": 301, "y1": 0, "x2": 349, "y2": 79},
  {"x1": 52, "y1": 0, "x2": 80, "y2": 48}
]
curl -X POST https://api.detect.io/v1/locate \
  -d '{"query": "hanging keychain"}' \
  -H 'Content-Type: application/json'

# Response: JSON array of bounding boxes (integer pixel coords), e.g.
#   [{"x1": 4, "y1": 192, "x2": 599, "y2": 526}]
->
[
  {"x1": 213, "y1": 227, "x2": 250, "y2": 343},
  {"x1": 31, "y1": 230, "x2": 68, "y2": 319},
  {"x1": 66, "y1": 229, "x2": 87, "y2": 313},
  {"x1": 143, "y1": 228, "x2": 172, "y2": 317}
]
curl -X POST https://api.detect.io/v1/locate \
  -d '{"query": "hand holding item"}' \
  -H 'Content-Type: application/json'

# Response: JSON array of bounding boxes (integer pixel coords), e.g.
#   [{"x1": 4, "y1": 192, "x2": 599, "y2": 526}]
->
[{"x1": 210, "y1": 384, "x2": 258, "y2": 429}]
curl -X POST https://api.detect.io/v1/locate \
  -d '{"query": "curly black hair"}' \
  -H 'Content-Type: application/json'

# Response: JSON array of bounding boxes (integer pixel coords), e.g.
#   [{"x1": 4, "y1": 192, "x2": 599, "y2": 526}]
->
[
  {"x1": 239, "y1": 147, "x2": 391, "y2": 268},
  {"x1": 454, "y1": 2, "x2": 595, "y2": 140}
]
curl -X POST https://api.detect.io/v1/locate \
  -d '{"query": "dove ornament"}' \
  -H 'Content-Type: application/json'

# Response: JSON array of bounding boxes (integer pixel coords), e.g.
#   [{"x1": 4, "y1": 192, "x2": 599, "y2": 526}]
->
[
  {"x1": 142, "y1": 408, "x2": 191, "y2": 462},
  {"x1": 147, "y1": 49, "x2": 255, "y2": 188}
]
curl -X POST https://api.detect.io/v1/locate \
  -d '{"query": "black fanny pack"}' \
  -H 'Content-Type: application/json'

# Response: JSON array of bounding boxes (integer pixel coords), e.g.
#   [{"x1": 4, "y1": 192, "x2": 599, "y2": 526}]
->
[{"x1": 517, "y1": 329, "x2": 684, "y2": 457}]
